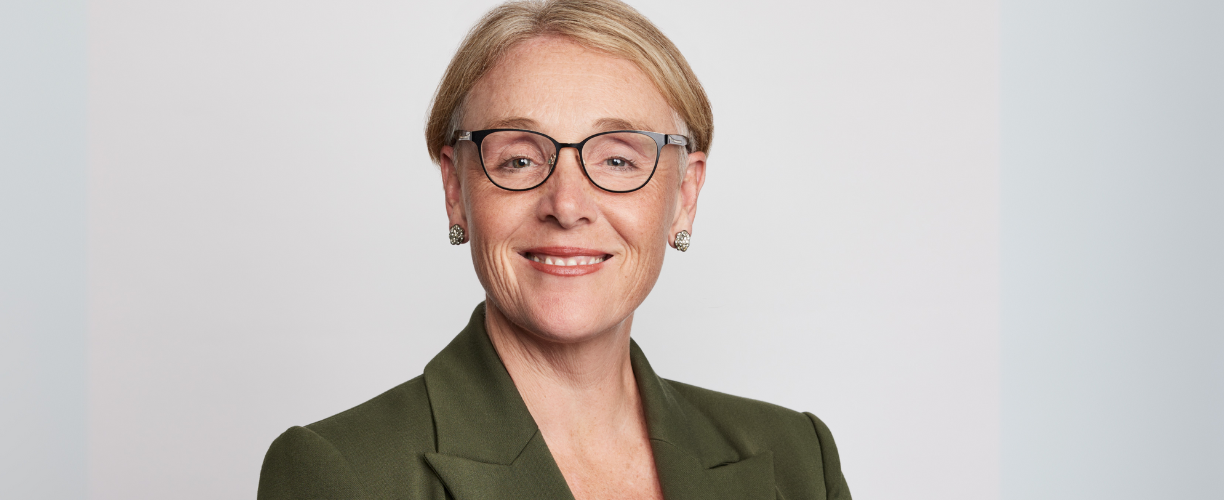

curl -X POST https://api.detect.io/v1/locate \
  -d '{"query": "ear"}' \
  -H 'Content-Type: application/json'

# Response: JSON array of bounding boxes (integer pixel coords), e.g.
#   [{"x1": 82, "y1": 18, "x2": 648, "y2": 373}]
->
[
  {"x1": 440, "y1": 145, "x2": 467, "y2": 231},
  {"x1": 669, "y1": 151, "x2": 707, "y2": 248}
]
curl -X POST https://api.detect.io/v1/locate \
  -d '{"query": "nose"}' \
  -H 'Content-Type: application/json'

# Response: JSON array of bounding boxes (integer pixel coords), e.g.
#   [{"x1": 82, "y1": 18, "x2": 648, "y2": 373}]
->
[{"x1": 536, "y1": 146, "x2": 598, "y2": 229}]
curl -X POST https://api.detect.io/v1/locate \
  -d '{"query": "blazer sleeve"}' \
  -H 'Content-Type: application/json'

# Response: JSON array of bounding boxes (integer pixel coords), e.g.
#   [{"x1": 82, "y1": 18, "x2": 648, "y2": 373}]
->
[
  {"x1": 805, "y1": 413, "x2": 852, "y2": 500},
  {"x1": 258, "y1": 426, "x2": 368, "y2": 500}
]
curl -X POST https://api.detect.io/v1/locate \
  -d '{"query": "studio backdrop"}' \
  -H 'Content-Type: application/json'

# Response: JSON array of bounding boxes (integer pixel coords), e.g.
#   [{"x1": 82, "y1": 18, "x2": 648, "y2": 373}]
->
[
  {"x1": 85, "y1": 1, "x2": 1001, "y2": 498},
  {"x1": 3, "y1": 0, "x2": 1215, "y2": 499}
]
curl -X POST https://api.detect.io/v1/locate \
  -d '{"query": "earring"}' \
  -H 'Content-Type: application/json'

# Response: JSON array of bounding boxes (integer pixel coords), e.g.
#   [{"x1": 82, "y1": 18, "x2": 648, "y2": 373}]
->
[
  {"x1": 674, "y1": 230, "x2": 690, "y2": 252},
  {"x1": 449, "y1": 224, "x2": 466, "y2": 245}
]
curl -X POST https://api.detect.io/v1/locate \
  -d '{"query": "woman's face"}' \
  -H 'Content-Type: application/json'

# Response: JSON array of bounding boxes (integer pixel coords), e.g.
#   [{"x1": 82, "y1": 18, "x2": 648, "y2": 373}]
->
[{"x1": 439, "y1": 36, "x2": 706, "y2": 344}]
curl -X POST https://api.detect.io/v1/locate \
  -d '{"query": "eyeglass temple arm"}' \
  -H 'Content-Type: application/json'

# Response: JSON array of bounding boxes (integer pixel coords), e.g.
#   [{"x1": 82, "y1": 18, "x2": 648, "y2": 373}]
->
[{"x1": 666, "y1": 134, "x2": 691, "y2": 152}]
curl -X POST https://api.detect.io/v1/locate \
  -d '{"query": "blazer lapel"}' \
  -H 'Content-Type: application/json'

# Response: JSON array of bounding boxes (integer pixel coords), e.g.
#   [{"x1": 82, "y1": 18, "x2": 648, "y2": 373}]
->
[
  {"x1": 631, "y1": 341, "x2": 778, "y2": 500},
  {"x1": 422, "y1": 304, "x2": 575, "y2": 500},
  {"x1": 420, "y1": 304, "x2": 775, "y2": 500},
  {"x1": 424, "y1": 431, "x2": 574, "y2": 500}
]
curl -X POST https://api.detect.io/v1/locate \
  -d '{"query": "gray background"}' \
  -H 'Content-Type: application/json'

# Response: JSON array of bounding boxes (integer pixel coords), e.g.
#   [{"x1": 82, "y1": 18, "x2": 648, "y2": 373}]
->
[
  {"x1": 2, "y1": 0, "x2": 1220, "y2": 499},
  {"x1": 1001, "y1": 1, "x2": 1222, "y2": 498},
  {"x1": 2, "y1": 1, "x2": 87, "y2": 499}
]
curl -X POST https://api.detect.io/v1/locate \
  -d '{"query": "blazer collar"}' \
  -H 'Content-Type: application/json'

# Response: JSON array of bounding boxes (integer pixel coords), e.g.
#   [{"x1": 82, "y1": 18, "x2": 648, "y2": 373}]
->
[{"x1": 422, "y1": 303, "x2": 774, "y2": 500}]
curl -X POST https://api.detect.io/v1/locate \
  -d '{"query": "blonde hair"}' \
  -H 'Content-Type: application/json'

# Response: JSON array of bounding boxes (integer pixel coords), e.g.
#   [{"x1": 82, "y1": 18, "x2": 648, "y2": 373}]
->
[{"x1": 425, "y1": 0, "x2": 713, "y2": 164}]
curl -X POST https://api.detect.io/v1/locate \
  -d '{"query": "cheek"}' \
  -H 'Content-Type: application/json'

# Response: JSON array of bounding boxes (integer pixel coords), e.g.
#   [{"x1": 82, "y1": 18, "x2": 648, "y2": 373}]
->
[
  {"x1": 606, "y1": 178, "x2": 679, "y2": 274},
  {"x1": 461, "y1": 170, "x2": 523, "y2": 280},
  {"x1": 462, "y1": 166, "x2": 518, "y2": 230},
  {"x1": 467, "y1": 192, "x2": 525, "y2": 251},
  {"x1": 620, "y1": 172, "x2": 680, "y2": 241}
]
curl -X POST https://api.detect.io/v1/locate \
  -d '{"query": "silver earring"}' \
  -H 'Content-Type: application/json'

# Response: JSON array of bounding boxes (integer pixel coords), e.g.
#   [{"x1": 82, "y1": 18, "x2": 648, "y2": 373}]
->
[
  {"x1": 449, "y1": 224, "x2": 466, "y2": 245},
  {"x1": 674, "y1": 230, "x2": 690, "y2": 252}
]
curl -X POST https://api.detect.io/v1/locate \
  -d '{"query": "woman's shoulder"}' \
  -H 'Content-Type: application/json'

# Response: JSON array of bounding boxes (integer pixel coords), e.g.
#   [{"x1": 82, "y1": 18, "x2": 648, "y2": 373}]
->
[
  {"x1": 663, "y1": 378, "x2": 826, "y2": 435},
  {"x1": 304, "y1": 375, "x2": 434, "y2": 444},
  {"x1": 663, "y1": 379, "x2": 810, "y2": 423},
  {"x1": 258, "y1": 376, "x2": 447, "y2": 500},
  {"x1": 659, "y1": 378, "x2": 852, "y2": 499}
]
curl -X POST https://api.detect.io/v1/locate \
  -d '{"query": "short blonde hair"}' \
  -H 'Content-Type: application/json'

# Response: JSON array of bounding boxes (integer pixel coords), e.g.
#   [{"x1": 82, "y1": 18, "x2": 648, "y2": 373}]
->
[{"x1": 425, "y1": 0, "x2": 713, "y2": 164}]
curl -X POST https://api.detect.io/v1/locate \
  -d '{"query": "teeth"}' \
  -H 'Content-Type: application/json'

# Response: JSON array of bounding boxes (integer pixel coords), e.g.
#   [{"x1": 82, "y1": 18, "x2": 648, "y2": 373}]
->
[{"x1": 529, "y1": 253, "x2": 606, "y2": 266}]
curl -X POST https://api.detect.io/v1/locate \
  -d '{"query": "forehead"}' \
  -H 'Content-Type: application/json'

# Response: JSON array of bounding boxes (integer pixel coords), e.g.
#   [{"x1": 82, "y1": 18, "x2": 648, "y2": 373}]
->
[{"x1": 463, "y1": 37, "x2": 675, "y2": 137}]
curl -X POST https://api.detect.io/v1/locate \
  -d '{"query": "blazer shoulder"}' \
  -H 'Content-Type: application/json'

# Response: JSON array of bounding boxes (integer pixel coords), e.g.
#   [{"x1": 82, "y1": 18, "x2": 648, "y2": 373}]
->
[
  {"x1": 259, "y1": 425, "x2": 368, "y2": 500},
  {"x1": 261, "y1": 376, "x2": 447, "y2": 499},
  {"x1": 306, "y1": 375, "x2": 434, "y2": 445},
  {"x1": 663, "y1": 378, "x2": 815, "y2": 435},
  {"x1": 662, "y1": 379, "x2": 852, "y2": 500}
]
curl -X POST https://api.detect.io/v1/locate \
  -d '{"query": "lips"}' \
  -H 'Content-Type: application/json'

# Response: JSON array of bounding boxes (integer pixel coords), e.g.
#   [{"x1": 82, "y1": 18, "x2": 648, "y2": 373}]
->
[
  {"x1": 522, "y1": 247, "x2": 612, "y2": 276},
  {"x1": 527, "y1": 254, "x2": 606, "y2": 266}
]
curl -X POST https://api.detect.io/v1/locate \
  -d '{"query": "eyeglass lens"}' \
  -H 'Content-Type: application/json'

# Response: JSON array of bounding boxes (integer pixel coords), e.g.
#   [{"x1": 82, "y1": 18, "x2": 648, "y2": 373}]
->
[{"x1": 479, "y1": 131, "x2": 659, "y2": 192}]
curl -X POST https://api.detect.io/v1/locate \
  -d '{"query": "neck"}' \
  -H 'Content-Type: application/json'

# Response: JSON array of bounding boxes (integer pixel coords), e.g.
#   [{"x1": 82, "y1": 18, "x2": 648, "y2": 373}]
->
[{"x1": 483, "y1": 298, "x2": 645, "y2": 443}]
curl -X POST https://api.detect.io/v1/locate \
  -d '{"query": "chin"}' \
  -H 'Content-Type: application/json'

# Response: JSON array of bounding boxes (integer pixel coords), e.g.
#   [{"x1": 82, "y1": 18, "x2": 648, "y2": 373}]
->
[{"x1": 513, "y1": 293, "x2": 629, "y2": 344}]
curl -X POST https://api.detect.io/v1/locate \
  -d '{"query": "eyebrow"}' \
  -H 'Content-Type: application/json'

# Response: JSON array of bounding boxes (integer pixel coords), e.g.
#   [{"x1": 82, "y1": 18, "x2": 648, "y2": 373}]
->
[
  {"x1": 486, "y1": 117, "x2": 540, "y2": 129},
  {"x1": 481, "y1": 117, "x2": 652, "y2": 134},
  {"x1": 593, "y1": 118, "x2": 647, "y2": 132}
]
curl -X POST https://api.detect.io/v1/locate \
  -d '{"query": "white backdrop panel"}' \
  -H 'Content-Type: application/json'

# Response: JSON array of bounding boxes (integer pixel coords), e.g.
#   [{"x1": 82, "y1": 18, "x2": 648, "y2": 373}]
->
[{"x1": 87, "y1": 1, "x2": 1001, "y2": 498}]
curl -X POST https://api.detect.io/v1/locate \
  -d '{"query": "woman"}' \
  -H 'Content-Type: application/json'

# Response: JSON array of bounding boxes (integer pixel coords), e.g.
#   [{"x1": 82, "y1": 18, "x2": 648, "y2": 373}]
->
[{"x1": 258, "y1": 1, "x2": 850, "y2": 499}]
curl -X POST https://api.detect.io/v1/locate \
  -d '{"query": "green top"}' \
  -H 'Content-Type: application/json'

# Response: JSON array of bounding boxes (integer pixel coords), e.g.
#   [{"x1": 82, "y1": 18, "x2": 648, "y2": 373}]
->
[{"x1": 258, "y1": 303, "x2": 851, "y2": 500}]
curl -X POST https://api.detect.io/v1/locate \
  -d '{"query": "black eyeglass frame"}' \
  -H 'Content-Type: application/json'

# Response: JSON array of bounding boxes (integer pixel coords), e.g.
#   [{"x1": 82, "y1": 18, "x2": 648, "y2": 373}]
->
[{"x1": 454, "y1": 128, "x2": 691, "y2": 193}]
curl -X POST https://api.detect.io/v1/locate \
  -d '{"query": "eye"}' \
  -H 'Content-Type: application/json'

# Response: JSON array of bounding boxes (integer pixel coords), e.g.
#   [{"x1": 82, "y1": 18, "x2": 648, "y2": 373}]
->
[
  {"x1": 604, "y1": 157, "x2": 635, "y2": 169},
  {"x1": 506, "y1": 157, "x2": 535, "y2": 169}
]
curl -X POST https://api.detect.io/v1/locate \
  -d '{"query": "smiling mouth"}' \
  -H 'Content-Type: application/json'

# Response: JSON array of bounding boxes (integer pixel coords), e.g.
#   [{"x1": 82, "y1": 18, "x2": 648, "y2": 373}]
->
[{"x1": 524, "y1": 252, "x2": 611, "y2": 266}]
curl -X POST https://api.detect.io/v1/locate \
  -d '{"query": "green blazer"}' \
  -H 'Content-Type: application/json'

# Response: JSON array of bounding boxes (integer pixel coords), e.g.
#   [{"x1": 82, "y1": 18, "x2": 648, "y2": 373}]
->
[{"x1": 259, "y1": 303, "x2": 851, "y2": 500}]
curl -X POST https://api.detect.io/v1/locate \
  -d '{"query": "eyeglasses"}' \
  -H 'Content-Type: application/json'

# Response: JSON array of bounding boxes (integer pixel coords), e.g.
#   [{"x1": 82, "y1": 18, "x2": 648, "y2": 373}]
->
[{"x1": 454, "y1": 129, "x2": 690, "y2": 193}]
